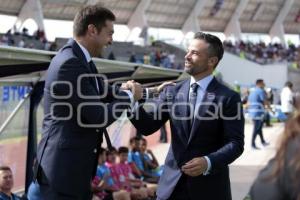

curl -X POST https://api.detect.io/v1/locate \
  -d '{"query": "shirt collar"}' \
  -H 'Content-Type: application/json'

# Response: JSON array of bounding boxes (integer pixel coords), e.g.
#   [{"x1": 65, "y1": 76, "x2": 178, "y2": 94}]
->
[
  {"x1": 190, "y1": 75, "x2": 214, "y2": 91},
  {"x1": 76, "y1": 41, "x2": 92, "y2": 63}
]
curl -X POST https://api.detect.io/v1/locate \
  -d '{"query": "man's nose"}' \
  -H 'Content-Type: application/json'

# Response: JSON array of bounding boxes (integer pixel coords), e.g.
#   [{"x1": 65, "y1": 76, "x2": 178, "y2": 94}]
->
[{"x1": 185, "y1": 53, "x2": 191, "y2": 60}]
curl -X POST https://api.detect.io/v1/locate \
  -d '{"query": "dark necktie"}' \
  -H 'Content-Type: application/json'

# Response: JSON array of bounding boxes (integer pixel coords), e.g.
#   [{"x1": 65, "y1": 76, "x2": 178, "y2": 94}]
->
[
  {"x1": 88, "y1": 61, "x2": 100, "y2": 93},
  {"x1": 89, "y1": 61, "x2": 113, "y2": 151},
  {"x1": 88, "y1": 60, "x2": 98, "y2": 74},
  {"x1": 188, "y1": 83, "x2": 199, "y2": 131}
]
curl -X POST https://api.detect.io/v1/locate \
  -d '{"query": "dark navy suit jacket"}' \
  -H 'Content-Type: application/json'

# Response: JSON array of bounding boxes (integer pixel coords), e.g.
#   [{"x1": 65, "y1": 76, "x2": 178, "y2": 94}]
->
[
  {"x1": 131, "y1": 78, "x2": 245, "y2": 200},
  {"x1": 35, "y1": 39, "x2": 131, "y2": 196}
]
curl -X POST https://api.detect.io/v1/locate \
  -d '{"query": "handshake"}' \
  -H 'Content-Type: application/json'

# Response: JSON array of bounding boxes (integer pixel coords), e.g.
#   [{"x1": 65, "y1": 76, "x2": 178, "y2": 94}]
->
[{"x1": 121, "y1": 80, "x2": 176, "y2": 101}]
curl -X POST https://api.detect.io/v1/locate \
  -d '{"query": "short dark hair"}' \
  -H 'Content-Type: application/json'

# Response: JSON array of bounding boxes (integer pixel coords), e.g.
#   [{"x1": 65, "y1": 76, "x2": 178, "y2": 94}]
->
[
  {"x1": 106, "y1": 147, "x2": 117, "y2": 156},
  {"x1": 73, "y1": 4, "x2": 116, "y2": 37},
  {"x1": 99, "y1": 147, "x2": 107, "y2": 155},
  {"x1": 194, "y1": 32, "x2": 224, "y2": 63},
  {"x1": 0, "y1": 166, "x2": 11, "y2": 172},
  {"x1": 129, "y1": 136, "x2": 140, "y2": 144},
  {"x1": 118, "y1": 146, "x2": 129, "y2": 154},
  {"x1": 256, "y1": 79, "x2": 264, "y2": 85},
  {"x1": 140, "y1": 138, "x2": 147, "y2": 143},
  {"x1": 285, "y1": 81, "x2": 293, "y2": 88}
]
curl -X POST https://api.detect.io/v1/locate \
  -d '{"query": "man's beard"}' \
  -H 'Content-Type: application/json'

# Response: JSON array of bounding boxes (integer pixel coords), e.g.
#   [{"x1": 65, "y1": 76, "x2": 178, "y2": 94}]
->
[{"x1": 184, "y1": 63, "x2": 208, "y2": 76}]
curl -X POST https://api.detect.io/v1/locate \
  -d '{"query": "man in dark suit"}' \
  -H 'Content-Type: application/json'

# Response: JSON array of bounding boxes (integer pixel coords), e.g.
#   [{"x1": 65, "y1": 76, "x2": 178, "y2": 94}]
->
[
  {"x1": 129, "y1": 32, "x2": 245, "y2": 200},
  {"x1": 32, "y1": 5, "x2": 143, "y2": 200}
]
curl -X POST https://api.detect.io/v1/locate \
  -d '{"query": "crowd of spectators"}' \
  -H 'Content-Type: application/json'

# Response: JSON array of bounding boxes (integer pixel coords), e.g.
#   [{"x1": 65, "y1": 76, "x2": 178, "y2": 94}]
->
[
  {"x1": 0, "y1": 27, "x2": 58, "y2": 51},
  {"x1": 91, "y1": 136, "x2": 160, "y2": 200},
  {"x1": 210, "y1": 0, "x2": 224, "y2": 16},
  {"x1": 128, "y1": 50, "x2": 183, "y2": 70},
  {"x1": 4, "y1": 26, "x2": 300, "y2": 70},
  {"x1": 223, "y1": 40, "x2": 300, "y2": 68},
  {"x1": 2, "y1": 136, "x2": 160, "y2": 200}
]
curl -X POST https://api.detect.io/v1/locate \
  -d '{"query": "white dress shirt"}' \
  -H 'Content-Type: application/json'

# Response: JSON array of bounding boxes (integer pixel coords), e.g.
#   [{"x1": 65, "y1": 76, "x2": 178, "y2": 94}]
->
[
  {"x1": 76, "y1": 41, "x2": 134, "y2": 105},
  {"x1": 189, "y1": 75, "x2": 214, "y2": 175}
]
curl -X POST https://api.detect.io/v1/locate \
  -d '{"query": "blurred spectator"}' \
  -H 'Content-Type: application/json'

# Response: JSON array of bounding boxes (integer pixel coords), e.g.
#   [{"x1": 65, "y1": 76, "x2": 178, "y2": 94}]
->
[
  {"x1": 0, "y1": 166, "x2": 21, "y2": 200},
  {"x1": 34, "y1": 29, "x2": 46, "y2": 41},
  {"x1": 18, "y1": 39, "x2": 25, "y2": 48},
  {"x1": 49, "y1": 41, "x2": 57, "y2": 51},
  {"x1": 154, "y1": 51, "x2": 161, "y2": 66},
  {"x1": 210, "y1": 0, "x2": 224, "y2": 16},
  {"x1": 128, "y1": 137, "x2": 143, "y2": 178},
  {"x1": 105, "y1": 147, "x2": 149, "y2": 200},
  {"x1": 223, "y1": 40, "x2": 299, "y2": 67},
  {"x1": 264, "y1": 88, "x2": 274, "y2": 127},
  {"x1": 22, "y1": 28, "x2": 29, "y2": 37},
  {"x1": 92, "y1": 147, "x2": 130, "y2": 200},
  {"x1": 241, "y1": 89, "x2": 250, "y2": 105},
  {"x1": 168, "y1": 53, "x2": 175, "y2": 68},
  {"x1": 281, "y1": 81, "x2": 294, "y2": 118},
  {"x1": 117, "y1": 147, "x2": 156, "y2": 199},
  {"x1": 127, "y1": 137, "x2": 159, "y2": 183},
  {"x1": 139, "y1": 138, "x2": 162, "y2": 178},
  {"x1": 248, "y1": 79, "x2": 271, "y2": 149},
  {"x1": 129, "y1": 53, "x2": 136, "y2": 63},
  {"x1": 249, "y1": 96, "x2": 300, "y2": 200},
  {"x1": 27, "y1": 182, "x2": 41, "y2": 200},
  {"x1": 4, "y1": 30, "x2": 15, "y2": 46},
  {"x1": 295, "y1": 9, "x2": 300, "y2": 22},
  {"x1": 44, "y1": 41, "x2": 51, "y2": 51},
  {"x1": 161, "y1": 51, "x2": 171, "y2": 68},
  {"x1": 143, "y1": 53, "x2": 150, "y2": 65},
  {"x1": 108, "y1": 51, "x2": 116, "y2": 60}
]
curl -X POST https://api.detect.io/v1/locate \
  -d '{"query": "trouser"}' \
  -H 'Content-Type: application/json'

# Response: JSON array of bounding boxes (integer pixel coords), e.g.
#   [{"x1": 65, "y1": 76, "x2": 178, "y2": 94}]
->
[
  {"x1": 251, "y1": 119, "x2": 266, "y2": 147},
  {"x1": 32, "y1": 167, "x2": 92, "y2": 200},
  {"x1": 167, "y1": 174, "x2": 191, "y2": 200}
]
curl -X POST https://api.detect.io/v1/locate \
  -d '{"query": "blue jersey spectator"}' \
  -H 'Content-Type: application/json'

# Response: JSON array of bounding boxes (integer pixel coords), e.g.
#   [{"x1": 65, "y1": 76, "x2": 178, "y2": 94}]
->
[
  {"x1": 26, "y1": 181, "x2": 42, "y2": 200},
  {"x1": 128, "y1": 150, "x2": 144, "y2": 171},
  {"x1": 248, "y1": 79, "x2": 269, "y2": 149},
  {"x1": 0, "y1": 166, "x2": 21, "y2": 200},
  {"x1": 96, "y1": 164, "x2": 115, "y2": 187}
]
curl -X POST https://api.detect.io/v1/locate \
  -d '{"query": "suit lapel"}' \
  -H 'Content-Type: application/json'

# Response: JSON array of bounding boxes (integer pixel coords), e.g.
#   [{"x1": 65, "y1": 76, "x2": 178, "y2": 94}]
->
[
  {"x1": 187, "y1": 78, "x2": 219, "y2": 145},
  {"x1": 174, "y1": 79, "x2": 190, "y2": 142},
  {"x1": 68, "y1": 39, "x2": 99, "y2": 94}
]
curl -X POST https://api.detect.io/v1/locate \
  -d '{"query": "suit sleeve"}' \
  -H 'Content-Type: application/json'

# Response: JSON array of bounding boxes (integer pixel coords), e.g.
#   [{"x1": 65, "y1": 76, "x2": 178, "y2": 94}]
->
[
  {"x1": 129, "y1": 87, "x2": 170, "y2": 136},
  {"x1": 207, "y1": 92, "x2": 245, "y2": 171},
  {"x1": 52, "y1": 58, "x2": 131, "y2": 128}
]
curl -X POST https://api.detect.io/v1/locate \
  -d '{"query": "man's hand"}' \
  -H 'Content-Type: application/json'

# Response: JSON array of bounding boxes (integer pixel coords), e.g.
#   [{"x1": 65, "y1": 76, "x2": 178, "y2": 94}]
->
[
  {"x1": 125, "y1": 80, "x2": 143, "y2": 101},
  {"x1": 156, "y1": 81, "x2": 176, "y2": 93},
  {"x1": 146, "y1": 149, "x2": 153, "y2": 155},
  {"x1": 181, "y1": 157, "x2": 208, "y2": 177},
  {"x1": 120, "y1": 82, "x2": 130, "y2": 90},
  {"x1": 148, "y1": 81, "x2": 176, "y2": 95}
]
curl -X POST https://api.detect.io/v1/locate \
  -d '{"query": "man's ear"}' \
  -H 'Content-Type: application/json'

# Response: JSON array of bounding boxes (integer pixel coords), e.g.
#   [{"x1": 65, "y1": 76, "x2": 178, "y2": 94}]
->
[
  {"x1": 208, "y1": 56, "x2": 218, "y2": 68},
  {"x1": 87, "y1": 24, "x2": 97, "y2": 36}
]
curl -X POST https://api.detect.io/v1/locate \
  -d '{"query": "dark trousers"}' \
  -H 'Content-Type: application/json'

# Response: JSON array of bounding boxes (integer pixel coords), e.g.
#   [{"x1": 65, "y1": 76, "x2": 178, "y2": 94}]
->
[
  {"x1": 167, "y1": 175, "x2": 191, "y2": 200},
  {"x1": 35, "y1": 168, "x2": 92, "y2": 200},
  {"x1": 264, "y1": 112, "x2": 271, "y2": 126},
  {"x1": 251, "y1": 119, "x2": 266, "y2": 147}
]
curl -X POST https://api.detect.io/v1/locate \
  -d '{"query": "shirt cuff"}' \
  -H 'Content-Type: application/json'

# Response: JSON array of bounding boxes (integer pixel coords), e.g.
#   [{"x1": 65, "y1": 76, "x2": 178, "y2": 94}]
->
[
  {"x1": 126, "y1": 88, "x2": 149, "y2": 112},
  {"x1": 122, "y1": 90, "x2": 135, "y2": 109},
  {"x1": 145, "y1": 88, "x2": 149, "y2": 100},
  {"x1": 203, "y1": 156, "x2": 211, "y2": 175}
]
